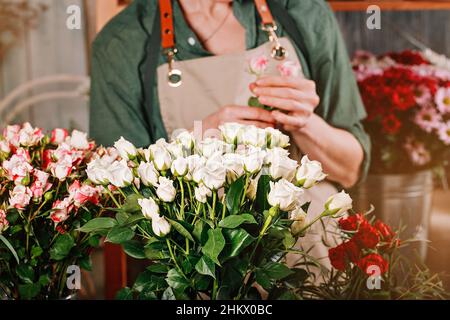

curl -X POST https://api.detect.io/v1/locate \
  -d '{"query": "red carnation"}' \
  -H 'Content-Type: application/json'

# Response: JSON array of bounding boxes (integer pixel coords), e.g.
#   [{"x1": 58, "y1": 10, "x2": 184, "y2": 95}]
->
[
  {"x1": 386, "y1": 50, "x2": 429, "y2": 66},
  {"x1": 344, "y1": 239, "x2": 361, "y2": 263},
  {"x1": 357, "y1": 253, "x2": 389, "y2": 275},
  {"x1": 382, "y1": 114, "x2": 402, "y2": 134},
  {"x1": 329, "y1": 244, "x2": 347, "y2": 271},
  {"x1": 354, "y1": 224, "x2": 380, "y2": 249},
  {"x1": 339, "y1": 213, "x2": 366, "y2": 232},
  {"x1": 374, "y1": 220, "x2": 395, "y2": 242}
]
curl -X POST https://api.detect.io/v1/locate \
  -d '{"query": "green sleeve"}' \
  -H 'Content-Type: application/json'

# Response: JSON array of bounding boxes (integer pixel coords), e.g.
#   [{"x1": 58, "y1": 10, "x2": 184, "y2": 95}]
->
[
  {"x1": 288, "y1": 0, "x2": 371, "y2": 182},
  {"x1": 89, "y1": 42, "x2": 152, "y2": 148}
]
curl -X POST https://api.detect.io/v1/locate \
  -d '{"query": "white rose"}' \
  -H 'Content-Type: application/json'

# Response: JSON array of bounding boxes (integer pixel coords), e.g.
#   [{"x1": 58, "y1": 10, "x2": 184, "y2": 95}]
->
[
  {"x1": 137, "y1": 162, "x2": 159, "y2": 187},
  {"x1": 243, "y1": 148, "x2": 265, "y2": 174},
  {"x1": 290, "y1": 207, "x2": 308, "y2": 236},
  {"x1": 114, "y1": 137, "x2": 137, "y2": 160},
  {"x1": 86, "y1": 158, "x2": 113, "y2": 185},
  {"x1": 69, "y1": 130, "x2": 90, "y2": 150},
  {"x1": 167, "y1": 142, "x2": 184, "y2": 159},
  {"x1": 220, "y1": 122, "x2": 244, "y2": 145},
  {"x1": 185, "y1": 155, "x2": 206, "y2": 182},
  {"x1": 242, "y1": 126, "x2": 267, "y2": 147},
  {"x1": 194, "y1": 184, "x2": 212, "y2": 203},
  {"x1": 108, "y1": 160, "x2": 134, "y2": 188},
  {"x1": 265, "y1": 127, "x2": 290, "y2": 149},
  {"x1": 175, "y1": 130, "x2": 195, "y2": 150},
  {"x1": 171, "y1": 157, "x2": 188, "y2": 177},
  {"x1": 223, "y1": 153, "x2": 245, "y2": 184},
  {"x1": 0, "y1": 140, "x2": 11, "y2": 155},
  {"x1": 138, "y1": 198, "x2": 160, "y2": 220},
  {"x1": 265, "y1": 148, "x2": 297, "y2": 181},
  {"x1": 296, "y1": 155, "x2": 327, "y2": 188},
  {"x1": 268, "y1": 179, "x2": 304, "y2": 211},
  {"x1": 151, "y1": 146, "x2": 173, "y2": 171},
  {"x1": 152, "y1": 215, "x2": 171, "y2": 237},
  {"x1": 202, "y1": 154, "x2": 226, "y2": 190},
  {"x1": 246, "y1": 177, "x2": 259, "y2": 200},
  {"x1": 156, "y1": 176, "x2": 176, "y2": 202},
  {"x1": 325, "y1": 191, "x2": 353, "y2": 215},
  {"x1": 198, "y1": 138, "x2": 226, "y2": 158}
]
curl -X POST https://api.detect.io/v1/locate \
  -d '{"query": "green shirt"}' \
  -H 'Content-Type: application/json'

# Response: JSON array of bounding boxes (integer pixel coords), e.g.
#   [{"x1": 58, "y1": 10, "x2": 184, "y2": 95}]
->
[{"x1": 89, "y1": 0, "x2": 371, "y2": 179}]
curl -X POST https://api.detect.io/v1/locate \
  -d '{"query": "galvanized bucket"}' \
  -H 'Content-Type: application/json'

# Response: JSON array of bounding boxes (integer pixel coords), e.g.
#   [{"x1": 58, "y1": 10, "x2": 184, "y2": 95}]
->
[{"x1": 350, "y1": 170, "x2": 433, "y2": 261}]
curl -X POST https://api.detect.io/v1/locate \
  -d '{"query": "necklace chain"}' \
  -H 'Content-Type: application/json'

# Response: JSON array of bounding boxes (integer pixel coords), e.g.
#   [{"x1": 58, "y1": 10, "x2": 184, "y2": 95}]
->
[{"x1": 201, "y1": 4, "x2": 233, "y2": 43}]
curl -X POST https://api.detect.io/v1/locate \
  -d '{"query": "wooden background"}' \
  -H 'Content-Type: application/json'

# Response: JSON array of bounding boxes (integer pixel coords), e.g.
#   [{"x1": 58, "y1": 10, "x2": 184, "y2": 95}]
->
[{"x1": 0, "y1": 1, "x2": 449, "y2": 131}]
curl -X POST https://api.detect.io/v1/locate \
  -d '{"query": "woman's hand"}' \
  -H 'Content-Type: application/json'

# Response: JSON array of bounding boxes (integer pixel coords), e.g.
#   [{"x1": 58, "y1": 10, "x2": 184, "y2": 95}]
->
[
  {"x1": 202, "y1": 105, "x2": 276, "y2": 132},
  {"x1": 250, "y1": 76, "x2": 320, "y2": 132}
]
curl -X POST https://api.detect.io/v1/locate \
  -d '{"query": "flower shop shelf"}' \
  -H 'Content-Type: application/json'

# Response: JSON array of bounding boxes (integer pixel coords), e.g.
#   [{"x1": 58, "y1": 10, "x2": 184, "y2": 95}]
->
[{"x1": 328, "y1": 1, "x2": 450, "y2": 11}]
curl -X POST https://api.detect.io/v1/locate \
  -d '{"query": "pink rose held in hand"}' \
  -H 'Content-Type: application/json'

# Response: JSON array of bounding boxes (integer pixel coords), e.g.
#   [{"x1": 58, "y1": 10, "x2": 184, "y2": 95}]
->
[
  {"x1": 249, "y1": 54, "x2": 269, "y2": 76},
  {"x1": 277, "y1": 60, "x2": 301, "y2": 78}
]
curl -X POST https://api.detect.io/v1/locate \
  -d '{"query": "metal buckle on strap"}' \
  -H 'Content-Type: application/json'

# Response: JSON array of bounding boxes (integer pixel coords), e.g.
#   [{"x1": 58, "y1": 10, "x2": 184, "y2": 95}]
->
[
  {"x1": 262, "y1": 23, "x2": 287, "y2": 61},
  {"x1": 164, "y1": 48, "x2": 182, "y2": 88}
]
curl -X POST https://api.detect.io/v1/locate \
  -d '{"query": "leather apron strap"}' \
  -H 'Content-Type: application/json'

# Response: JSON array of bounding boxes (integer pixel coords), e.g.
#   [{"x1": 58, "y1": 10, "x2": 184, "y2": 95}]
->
[{"x1": 143, "y1": 0, "x2": 312, "y2": 142}]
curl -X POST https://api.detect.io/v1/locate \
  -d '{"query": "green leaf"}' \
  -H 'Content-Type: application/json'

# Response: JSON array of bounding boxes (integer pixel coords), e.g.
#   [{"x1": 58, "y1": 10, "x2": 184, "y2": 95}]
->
[
  {"x1": 49, "y1": 233, "x2": 75, "y2": 261},
  {"x1": 166, "y1": 268, "x2": 190, "y2": 291},
  {"x1": 255, "y1": 269, "x2": 272, "y2": 290},
  {"x1": 168, "y1": 219, "x2": 194, "y2": 242},
  {"x1": 88, "y1": 235, "x2": 102, "y2": 247},
  {"x1": 116, "y1": 211, "x2": 130, "y2": 225},
  {"x1": 193, "y1": 274, "x2": 211, "y2": 291},
  {"x1": 123, "y1": 240, "x2": 146, "y2": 259},
  {"x1": 202, "y1": 228, "x2": 225, "y2": 265},
  {"x1": 116, "y1": 287, "x2": 133, "y2": 300},
  {"x1": 218, "y1": 213, "x2": 257, "y2": 229},
  {"x1": 106, "y1": 226, "x2": 135, "y2": 244},
  {"x1": 162, "y1": 287, "x2": 176, "y2": 300},
  {"x1": 248, "y1": 96, "x2": 264, "y2": 108},
  {"x1": 121, "y1": 194, "x2": 143, "y2": 213},
  {"x1": 31, "y1": 246, "x2": 43, "y2": 259},
  {"x1": 79, "y1": 256, "x2": 93, "y2": 271},
  {"x1": 262, "y1": 261, "x2": 294, "y2": 280},
  {"x1": 222, "y1": 228, "x2": 255, "y2": 259},
  {"x1": 19, "y1": 283, "x2": 40, "y2": 299},
  {"x1": 226, "y1": 176, "x2": 245, "y2": 215},
  {"x1": 38, "y1": 274, "x2": 51, "y2": 286},
  {"x1": 16, "y1": 264, "x2": 35, "y2": 284},
  {"x1": 147, "y1": 264, "x2": 169, "y2": 274},
  {"x1": 283, "y1": 268, "x2": 309, "y2": 288},
  {"x1": 195, "y1": 256, "x2": 216, "y2": 279},
  {"x1": 0, "y1": 234, "x2": 19, "y2": 264},
  {"x1": 193, "y1": 220, "x2": 209, "y2": 244},
  {"x1": 255, "y1": 175, "x2": 270, "y2": 212},
  {"x1": 124, "y1": 213, "x2": 146, "y2": 226},
  {"x1": 79, "y1": 217, "x2": 117, "y2": 233}
]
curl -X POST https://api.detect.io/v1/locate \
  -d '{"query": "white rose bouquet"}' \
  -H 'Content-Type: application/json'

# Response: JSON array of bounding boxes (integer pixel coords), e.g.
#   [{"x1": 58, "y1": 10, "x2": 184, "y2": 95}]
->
[{"x1": 80, "y1": 123, "x2": 345, "y2": 300}]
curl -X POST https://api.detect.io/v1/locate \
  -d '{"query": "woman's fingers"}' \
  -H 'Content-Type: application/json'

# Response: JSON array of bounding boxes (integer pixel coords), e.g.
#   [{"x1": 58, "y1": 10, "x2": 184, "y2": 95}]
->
[
  {"x1": 252, "y1": 86, "x2": 319, "y2": 107},
  {"x1": 224, "y1": 105, "x2": 275, "y2": 124},
  {"x1": 258, "y1": 95, "x2": 313, "y2": 114},
  {"x1": 255, "y1": 75, "x2": 316, "y2": 91},
  {"x1": 235, "y1": 120, "x2": 275, "y2": 129},
  {"x1": 272, "y1": 110, "x2": 308, "y2": 129}
]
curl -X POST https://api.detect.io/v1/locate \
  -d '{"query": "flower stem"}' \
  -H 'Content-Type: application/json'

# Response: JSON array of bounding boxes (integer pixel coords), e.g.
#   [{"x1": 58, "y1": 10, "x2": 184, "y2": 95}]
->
[
  {"x1": 178, "y1": 178, "x2": 185, "y2": 219},
  {"x1": 297, "y1": 210, "x2": 329, "y2": 235},
  {"x1": 166, "y1": 238, "x2": 183, "y2": 273},
  {"x1": 240, "y1": 174, "x2": 250, "y2": 206},
  {"x1": 104, "y1": 186, "x2": 120, "y2": 207},
  {"x1": 211, "y1": 192, "x2": 217, "y2": 221}
]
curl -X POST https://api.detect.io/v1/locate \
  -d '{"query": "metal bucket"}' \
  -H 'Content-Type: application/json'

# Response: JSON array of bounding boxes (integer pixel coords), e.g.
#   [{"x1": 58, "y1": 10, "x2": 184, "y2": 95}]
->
[{"x1": 350, "y1": 170, "x2": 433, "y2": 261}]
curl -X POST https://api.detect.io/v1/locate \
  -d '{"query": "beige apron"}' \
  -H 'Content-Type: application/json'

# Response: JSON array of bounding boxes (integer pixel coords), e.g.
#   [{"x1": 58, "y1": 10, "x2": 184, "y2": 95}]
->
[{"x1": 157, "y1": 37, "x2": 338, "y2": 275}]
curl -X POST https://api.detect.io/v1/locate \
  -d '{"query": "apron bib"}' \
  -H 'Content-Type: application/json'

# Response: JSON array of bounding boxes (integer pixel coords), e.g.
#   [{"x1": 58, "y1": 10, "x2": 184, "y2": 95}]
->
[{"x1": 152, "y1": 0, "x2": 338, "y2": 275}]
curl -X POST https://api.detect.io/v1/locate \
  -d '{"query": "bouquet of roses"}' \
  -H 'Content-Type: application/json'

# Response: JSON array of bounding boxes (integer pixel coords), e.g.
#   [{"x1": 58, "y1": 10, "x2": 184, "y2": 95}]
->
[
  {"x1": 80, "y1": 123, "x2": 352, "y2": 300},
  {"x1": 0, "y1": 123, "x2": 106, "y2": 299},
  {"x1": 352, "y1": 50, "x2": 450, "y2": 174},
  {"x1": 300, "y1": 212, "x2": 447, "y2": 300}
]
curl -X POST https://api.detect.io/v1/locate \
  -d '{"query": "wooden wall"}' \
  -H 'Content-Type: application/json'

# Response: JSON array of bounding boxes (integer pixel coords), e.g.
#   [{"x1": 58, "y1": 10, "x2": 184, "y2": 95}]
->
[{"x1": 0, "y1": 0, "x2": 89, "y2": 132}]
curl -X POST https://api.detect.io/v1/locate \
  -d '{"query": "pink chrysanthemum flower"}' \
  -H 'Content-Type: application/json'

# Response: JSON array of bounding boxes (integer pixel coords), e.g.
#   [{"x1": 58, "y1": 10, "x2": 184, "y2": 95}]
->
[
  {"x1": 438, "y1": 121, "x2": 450, "y2": 145},
  {"x1": 414, "y1": 106, "x2": 442, "y2": 133},
  {"x1": 435, "y1": 87, "x2": 450, "y2": 114},
  {"x1": 404, "y1": 138, "x2": 431, "y2": 166}
]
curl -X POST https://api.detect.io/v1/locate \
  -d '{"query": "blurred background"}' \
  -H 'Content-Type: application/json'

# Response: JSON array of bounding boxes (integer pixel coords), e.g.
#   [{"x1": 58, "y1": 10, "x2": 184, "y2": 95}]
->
[{"x1": 1, "y1": 0, "x2": 449, "y2": 299}]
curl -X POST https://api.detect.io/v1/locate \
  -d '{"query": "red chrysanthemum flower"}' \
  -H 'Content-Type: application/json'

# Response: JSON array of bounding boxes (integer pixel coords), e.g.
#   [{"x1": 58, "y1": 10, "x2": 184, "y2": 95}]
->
[{"x1": 357, "y1": 253, "x2": 389, "y2": 275}]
